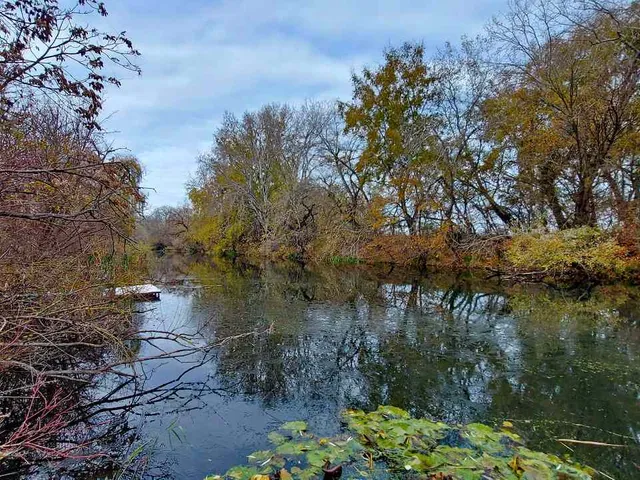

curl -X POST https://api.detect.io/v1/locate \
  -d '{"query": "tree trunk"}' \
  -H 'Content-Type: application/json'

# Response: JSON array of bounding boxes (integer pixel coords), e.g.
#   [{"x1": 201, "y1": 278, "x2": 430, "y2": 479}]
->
[
  {"x1": 539, "y1": 160, "x2": 568, "y2": 228},
  {"x1": 405, "y1": 214, "x2": 418, "y2": 235},
  {"x1": 572, "y1": 176, "x2": 597, "y2": 228},
  {"x1": 603, "y1": 170, "x2": 637, "y2": 227}
]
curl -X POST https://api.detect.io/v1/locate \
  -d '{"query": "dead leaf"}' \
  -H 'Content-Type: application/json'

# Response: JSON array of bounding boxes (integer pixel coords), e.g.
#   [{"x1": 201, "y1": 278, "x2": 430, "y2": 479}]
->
[{"x1": 279, "y1": 469, "x2": 292, "y2": 480}]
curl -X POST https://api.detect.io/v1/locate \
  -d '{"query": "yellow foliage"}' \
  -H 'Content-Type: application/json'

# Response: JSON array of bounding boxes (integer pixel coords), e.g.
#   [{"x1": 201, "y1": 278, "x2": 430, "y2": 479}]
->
[{"x1": 507, "y1": 228, "x2": 635, "y2": 279}]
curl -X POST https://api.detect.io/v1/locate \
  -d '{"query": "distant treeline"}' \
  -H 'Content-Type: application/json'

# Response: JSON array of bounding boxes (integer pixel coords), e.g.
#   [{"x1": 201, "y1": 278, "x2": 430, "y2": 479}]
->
[{"x1": 141, "y1": 0, "x2": 640, "y2": 281}]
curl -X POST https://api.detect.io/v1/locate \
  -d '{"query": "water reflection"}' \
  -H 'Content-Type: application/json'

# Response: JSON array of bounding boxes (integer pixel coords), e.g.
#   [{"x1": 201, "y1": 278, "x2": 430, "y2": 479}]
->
[{"x1": 118, "y1": 260, "x2": 640, "y2": 478}]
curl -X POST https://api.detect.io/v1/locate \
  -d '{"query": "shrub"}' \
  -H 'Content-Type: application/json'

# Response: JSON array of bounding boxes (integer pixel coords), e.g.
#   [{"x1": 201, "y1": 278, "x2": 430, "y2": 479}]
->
[
  {"x1": 506, "y1": 227, "x2": 634, "y2": 279},
  {"x1": 359, "y1": 229, "x2": 460, "y2": 268}
]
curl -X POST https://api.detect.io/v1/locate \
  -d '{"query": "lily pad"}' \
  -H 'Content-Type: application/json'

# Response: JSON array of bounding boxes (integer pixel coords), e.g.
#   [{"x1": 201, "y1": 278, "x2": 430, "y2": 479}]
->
[
  {"x1": 224, "y1": 465, "x2": 260, "y2": 480},
  {"x1": 246, "y1": 450, "x2": 272, "y2": 465},
  {"x1": 275, "y1": 441, "x2": 313, "y2": 456},
  {"x1": 280, "y1": 421, "x2": 308, "y2": 433},
  {"x1": 205, "y1": 407, "x2": 595, "y2": 480},
  {"x1": 279, "y1": 468, "x2": 292, "y2": 480},
  {"x1": 267, "y1": 431, "x2": 287, "y2": 446}
]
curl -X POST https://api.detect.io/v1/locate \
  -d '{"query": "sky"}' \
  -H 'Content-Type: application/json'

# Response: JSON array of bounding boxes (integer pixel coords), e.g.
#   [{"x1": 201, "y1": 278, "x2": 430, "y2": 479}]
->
[{"x1": 98, "y1": 0, "x2": 509, "y2": 210}]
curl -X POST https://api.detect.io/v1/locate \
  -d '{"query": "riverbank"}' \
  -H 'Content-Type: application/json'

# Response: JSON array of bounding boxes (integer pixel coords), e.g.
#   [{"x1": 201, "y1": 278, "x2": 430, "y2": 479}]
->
[
  {"x1": 355, "y1": 227, "x2": 640, "y2": 284},
  {"x1": 184, "y1": 226, "x2": 639, "y2": 286}
]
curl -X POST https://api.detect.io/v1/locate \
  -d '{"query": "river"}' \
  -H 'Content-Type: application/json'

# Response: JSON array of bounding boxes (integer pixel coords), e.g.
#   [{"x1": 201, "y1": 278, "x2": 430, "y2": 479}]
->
[{"x1": 118, "y1": 259, "x2": 640, "y2": 479}]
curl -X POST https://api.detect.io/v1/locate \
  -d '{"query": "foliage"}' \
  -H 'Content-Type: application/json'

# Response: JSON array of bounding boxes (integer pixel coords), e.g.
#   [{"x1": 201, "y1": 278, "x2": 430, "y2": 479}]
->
[
  {"x1": 486, "y1": 0, "x2": 640, "y2": 229},
  {"x1": 340, "y1": 43, "x2": 440, "y2": 235},
  {"x1": 327, "y1": 256, "x2": 363, "y2": 266},
  {"x1": 205, "y1": 406, "x2": 595, "y2": 479},
  {"x1": 187, "y1": 104, "x2": 328, "y2": 260},
  {"x1": 184, "y1": 0, "x2": 639, "y2": 275},
  {"x1": 0, "y1": 0, "x2": 140, "y2": 128},
  {"x1": 507, "y1": 228, "x2": 635, "y2": 279},
  {"x1": 136, "y1": 205, "x2": 194, "y2": 253},
  {"x1": 0, "y1": 0, "x2": 144, "y2": 469},
  {"x1": 359, "y1": 234, "x2": 435, "y2": 267}
]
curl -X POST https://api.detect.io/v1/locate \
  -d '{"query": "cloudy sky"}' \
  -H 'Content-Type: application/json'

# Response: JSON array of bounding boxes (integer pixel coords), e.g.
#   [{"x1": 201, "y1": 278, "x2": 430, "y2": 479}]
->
[{"x1": 98, "y1": 0, "x2": 509, "y2": 209}]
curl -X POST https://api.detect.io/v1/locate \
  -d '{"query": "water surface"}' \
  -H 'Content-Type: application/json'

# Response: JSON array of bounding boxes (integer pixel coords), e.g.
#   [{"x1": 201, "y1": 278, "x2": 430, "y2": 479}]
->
[{"x1": 133, "y1": 261, "x2": 640, "y2": 479}]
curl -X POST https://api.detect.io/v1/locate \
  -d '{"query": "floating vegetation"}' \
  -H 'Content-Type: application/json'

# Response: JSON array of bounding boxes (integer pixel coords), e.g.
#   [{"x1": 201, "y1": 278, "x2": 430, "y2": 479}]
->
[{"x1": 204, "y1": 406, "x2": 595, "y2": 479}]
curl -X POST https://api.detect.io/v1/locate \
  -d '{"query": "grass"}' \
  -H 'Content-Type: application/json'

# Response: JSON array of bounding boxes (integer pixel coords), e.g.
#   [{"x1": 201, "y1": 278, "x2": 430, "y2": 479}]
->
[{"x1": 328, "y1": 255, "x2": 363, "y2": 266}]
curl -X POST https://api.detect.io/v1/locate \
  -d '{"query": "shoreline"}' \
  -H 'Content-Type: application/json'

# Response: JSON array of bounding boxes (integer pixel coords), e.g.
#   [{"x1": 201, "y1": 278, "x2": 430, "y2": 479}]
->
[{"x1": 175, "y1": 227, "x2": 640, "y2": 287}]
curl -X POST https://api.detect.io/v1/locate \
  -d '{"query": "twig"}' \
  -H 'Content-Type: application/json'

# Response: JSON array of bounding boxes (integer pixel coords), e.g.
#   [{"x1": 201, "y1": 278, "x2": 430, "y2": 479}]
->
[{"x1": 555, "y1": 439, "x2": 629, "y2": 448}]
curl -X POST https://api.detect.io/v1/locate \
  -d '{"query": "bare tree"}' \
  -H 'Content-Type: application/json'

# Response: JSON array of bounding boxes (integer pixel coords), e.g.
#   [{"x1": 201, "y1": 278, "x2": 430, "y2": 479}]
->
[{"x1": 314, "y1": 102, "x2": 370, "y2": 226}]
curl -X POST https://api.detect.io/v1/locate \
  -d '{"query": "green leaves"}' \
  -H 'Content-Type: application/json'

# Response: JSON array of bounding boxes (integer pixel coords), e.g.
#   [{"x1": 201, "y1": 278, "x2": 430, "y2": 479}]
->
[
  {"x1": 266, "y1": 431, "x2": 287, "y2": 446},
  {"x1": 376, "y1": 405, "x2": 411, "y2": 419},
  {"x1": 224, "y1": 465, "x2": 260, "y2": 480},
  {"x1": 280, "y1": 421, "x2": 308, "y2": 433},
  {"x1": 343, "y1": 407, "x2": 593, "y2": 479},
  {"x1": 340, "y1": 42, "x2": 440, "y2": 233},
  {"x1": 206, "y1": 406, "x2": 594, "y2": 479},
  {"x1": 506, "y1": 228, "x2": 632, "y2": 279},
  {"x1": 274, "y1": 441, "x2": 313, "y2": 456}
]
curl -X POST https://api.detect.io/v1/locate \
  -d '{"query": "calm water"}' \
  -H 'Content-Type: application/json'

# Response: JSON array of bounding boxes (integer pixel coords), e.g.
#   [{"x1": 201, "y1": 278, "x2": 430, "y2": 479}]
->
[{"x1": 131, "y1": 260, "x2": 640, "y2": 479}]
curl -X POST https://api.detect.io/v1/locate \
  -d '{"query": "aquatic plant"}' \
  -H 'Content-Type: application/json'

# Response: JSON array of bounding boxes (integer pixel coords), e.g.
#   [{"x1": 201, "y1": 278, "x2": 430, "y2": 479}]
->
[{"x1": 204, "y1": 406, "x2": 595, "y2": 479}]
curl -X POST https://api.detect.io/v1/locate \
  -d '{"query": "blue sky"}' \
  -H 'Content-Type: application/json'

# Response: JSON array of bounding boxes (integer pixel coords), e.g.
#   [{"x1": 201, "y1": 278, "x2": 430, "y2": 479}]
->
[{"x1": 99, "y1": 0, "x2": 509, "y2": 209}]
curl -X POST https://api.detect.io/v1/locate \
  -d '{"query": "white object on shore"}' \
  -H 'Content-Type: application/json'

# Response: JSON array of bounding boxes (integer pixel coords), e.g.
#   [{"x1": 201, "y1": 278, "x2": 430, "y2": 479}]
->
[{"x1": 114, "y1": 284, "x2": 161, "y2": 300}]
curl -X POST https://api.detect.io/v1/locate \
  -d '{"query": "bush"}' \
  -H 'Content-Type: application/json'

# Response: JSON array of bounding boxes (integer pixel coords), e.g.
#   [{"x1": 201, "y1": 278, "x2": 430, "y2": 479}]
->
[
  {"x1": 506, "y1": 227, "x2": 634, "y2": 279},
  {"x1": 359, "y1": 229, "x2": 461, "y2": 268}
]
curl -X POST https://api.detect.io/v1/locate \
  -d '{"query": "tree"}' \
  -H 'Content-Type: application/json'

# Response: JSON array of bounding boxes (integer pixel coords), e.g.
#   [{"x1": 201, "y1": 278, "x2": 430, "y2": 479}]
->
[
  {"x1": 0, "y1": 2, "x2": 144, "y2": 467},
  {"x1": 558, "y1": 0, "x2": 640, "y2": 55},
  {"x1": 430, "y1": 39, "x2": 518, "y2": 231},
  {"x1": 487, "y1": 0, "x2": 640, "y2": 229},
  {"x1": 0, "y1": 103, "x2": 143, "y2": 260},
  {"x1": 184, "y1": 1, "x2": 640, "y2": 265},
  {"x1": 189, "y1": 104, "x2": 323, "y2": 255},
  {"x1": 137, "y1": 205, "x2": 192, "y2": 251},
  {"x1": 315, "y1": 102, "x2": 370, "y2": 227},
  {"x1": 340, "y1": 43, "x2": 441, "y2": 234}
]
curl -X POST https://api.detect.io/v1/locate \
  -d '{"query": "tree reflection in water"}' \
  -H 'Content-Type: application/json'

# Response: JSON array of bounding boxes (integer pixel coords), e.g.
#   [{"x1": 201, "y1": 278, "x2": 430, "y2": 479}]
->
[
  {"x1": 187, "y1": 261, "x2": 640, "y2": 479},
  {"x1": 6, "y1": 259, "x2": 639, "y2": 479}
]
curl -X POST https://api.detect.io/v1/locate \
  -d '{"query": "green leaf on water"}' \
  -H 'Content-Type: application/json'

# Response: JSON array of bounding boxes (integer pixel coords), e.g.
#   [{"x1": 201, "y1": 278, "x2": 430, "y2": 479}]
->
[
  {"x1": 267, "y1": 431, "x2": 287, "y2": 446},
  {"x1": 376, "y1": 405, "x2": 410, "y2": 419},
  {"x1": 205, "y1": 406, "x2": 596, "y2": 480},
  {"x1": 246, "y1": 450, "x2": 272, "y2": 465},
  {"x1": 224, "y1": 465, "x2": 260, "y2": 480},
  {"x1": 297, "y1": 467, "x2": 321, "y2": 480},
  {"x1": 274, "y1": 440, "x2": 312, "y2": 456},
  {"x1": 306, "y1": 449, "x2": 328, "y2": 468},
  {"x1": 280, "y1": 420, "x2": 308, "y2": 433}
]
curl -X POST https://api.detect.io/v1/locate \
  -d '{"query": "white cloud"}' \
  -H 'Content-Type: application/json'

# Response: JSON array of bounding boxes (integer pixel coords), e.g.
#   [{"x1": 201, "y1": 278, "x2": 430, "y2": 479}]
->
[
  {"x1": 200, "y1": 0, "x2": 502, "y2": 40},
  {"x1": 138, "y1": 145, "x2": 206, "y2": 207}
]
